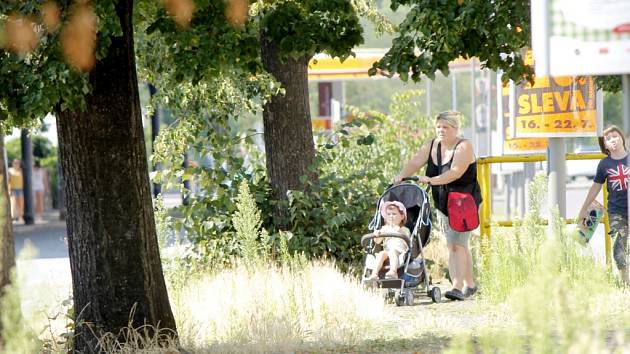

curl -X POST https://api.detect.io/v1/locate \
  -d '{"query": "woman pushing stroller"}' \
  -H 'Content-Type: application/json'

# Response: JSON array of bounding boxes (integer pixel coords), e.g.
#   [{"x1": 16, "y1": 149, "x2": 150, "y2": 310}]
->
[
  {"x1": 394, "y1": 110, "x2": 480, "y2": 301},
  {"x1": 366, "y1": 201, "x2": 410, "y2": 281}
]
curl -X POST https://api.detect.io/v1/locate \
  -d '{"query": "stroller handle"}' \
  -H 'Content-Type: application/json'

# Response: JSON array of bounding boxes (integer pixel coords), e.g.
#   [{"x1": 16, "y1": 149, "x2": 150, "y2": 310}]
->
[
  {"x1": 360, "y1": 231, "x2": 412, "y2": 249},
  {"x1": 386, "y1": 176, "x2": 420, "y2": 189}
]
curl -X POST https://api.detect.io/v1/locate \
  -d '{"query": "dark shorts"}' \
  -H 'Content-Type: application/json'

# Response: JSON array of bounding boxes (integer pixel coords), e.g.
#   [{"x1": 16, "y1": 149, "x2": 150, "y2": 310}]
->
[
  {"x1": 609, "y1": 213, "x2": 629, "y2": 269},
  {"x1": 11, "y1": 189, "x2": 23, "y2": 197}
]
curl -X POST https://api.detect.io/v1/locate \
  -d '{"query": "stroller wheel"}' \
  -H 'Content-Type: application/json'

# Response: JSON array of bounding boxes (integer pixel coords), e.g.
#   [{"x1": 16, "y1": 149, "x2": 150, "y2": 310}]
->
[
  {"x1": 429, "y1": 287, "x2": 441, "y2": 303},
  {"x1": 394, "y1": 290, "x2": 405, "y2": 307}
]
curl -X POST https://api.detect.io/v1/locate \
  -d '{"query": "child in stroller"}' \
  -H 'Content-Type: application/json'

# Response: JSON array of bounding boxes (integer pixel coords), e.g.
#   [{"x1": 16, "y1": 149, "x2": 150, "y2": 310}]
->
[
  {"x1": 366, "y1": 201, "x2": 410, "y2": 280},
  {"x1": 361, "y1": 179, "x2": 441, "y2": 305}
]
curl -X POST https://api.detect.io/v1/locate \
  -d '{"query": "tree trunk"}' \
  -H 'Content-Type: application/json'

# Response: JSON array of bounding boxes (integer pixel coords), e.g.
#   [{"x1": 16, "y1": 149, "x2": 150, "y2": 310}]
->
[
  {"x1": 56, "y1": 0, "x2": 176, "y2": 351},
  {"x1": 0, "y1": 133, "x2": 16, "y2": 337},
  {"x1": 260, "y1": 30, "x2": 318, "y2": 220}
]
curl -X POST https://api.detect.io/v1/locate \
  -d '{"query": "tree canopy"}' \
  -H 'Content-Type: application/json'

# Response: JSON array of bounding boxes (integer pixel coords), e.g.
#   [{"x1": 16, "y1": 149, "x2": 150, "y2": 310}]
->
[{"x1": 370, "y1": 0, "x2": 532, "y2": 83}]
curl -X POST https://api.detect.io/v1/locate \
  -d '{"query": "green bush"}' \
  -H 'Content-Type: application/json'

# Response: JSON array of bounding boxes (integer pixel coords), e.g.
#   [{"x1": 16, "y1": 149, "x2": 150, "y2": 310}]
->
[{"x1": 155, "y1": 90, "x2": 434, "y2": 268}]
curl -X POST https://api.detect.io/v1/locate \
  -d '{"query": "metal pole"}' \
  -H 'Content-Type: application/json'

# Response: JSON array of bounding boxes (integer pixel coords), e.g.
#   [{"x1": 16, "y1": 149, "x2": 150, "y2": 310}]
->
[
  {"x1": 486, "y1": 70, "x2": 492, "y2": 157},
  {"x1": 471, "y1": 59, "x2": 476, "y2": 147},
  {"x1": 451, "y1": 73, "x2": 457, "y2": 111},
  {"x1": 148, "y1": 84, "x2": 161, "y2": 198},
  {"x1": 505, "y1": 174, "x2": 511, "y2": 218},
  {"x1": 548, "y1": 137, "x2": 566, "y2": 234},
  {"x1": 20, "y1": 129, "x2": 34, "y2": 224},
  {"x1": 623, "y1": 75, "x2": 630, "y2": 134},
  {"x1": 426, "y1": 79, "x2": 432, "y2": 117}
]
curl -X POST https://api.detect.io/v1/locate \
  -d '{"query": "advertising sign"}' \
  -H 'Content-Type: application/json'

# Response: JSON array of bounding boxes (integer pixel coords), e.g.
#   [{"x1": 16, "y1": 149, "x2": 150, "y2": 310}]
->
[
  {"x1": 532, "y1": 0, "x2": 630, "y2": 76},
  {"x1": 512, "y1": 76, "x2": 601, "y2": 138},
  {"x1": 500, "y1": 84, "x2": 548, "y2": 154}
]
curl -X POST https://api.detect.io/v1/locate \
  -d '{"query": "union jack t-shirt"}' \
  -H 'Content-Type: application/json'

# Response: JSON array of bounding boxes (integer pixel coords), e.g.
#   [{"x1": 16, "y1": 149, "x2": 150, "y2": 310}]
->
[{"x1": 594, "y1": 155, "x2": 629, "y2": 215}]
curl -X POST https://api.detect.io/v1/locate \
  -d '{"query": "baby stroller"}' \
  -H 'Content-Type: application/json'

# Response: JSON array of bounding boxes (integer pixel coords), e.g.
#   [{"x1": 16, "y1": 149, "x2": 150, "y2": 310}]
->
[{"x1": 361, "y1": 178, "x2": 441, "y2": 305}]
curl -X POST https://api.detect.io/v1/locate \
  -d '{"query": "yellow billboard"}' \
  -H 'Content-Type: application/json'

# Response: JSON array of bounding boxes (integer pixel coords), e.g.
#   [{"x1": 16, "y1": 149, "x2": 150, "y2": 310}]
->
[
  {"x1": 501, "y1": 85, "x2": 548, "y2": 154},
  {"x1": 512, "y1": 76, "x2": 600, "y2": 137}
]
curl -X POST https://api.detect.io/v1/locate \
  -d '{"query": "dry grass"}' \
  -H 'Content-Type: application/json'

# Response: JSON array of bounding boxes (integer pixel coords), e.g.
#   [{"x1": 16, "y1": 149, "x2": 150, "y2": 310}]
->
[{"x1": 170, "y1": 261, "x2": 389, "y2": 353}]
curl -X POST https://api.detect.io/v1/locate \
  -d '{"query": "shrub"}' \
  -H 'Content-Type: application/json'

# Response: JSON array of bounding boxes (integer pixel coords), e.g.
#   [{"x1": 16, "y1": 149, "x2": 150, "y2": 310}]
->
[{"x1": 155, "y1": 90, "x2": 434, "y2": 268}]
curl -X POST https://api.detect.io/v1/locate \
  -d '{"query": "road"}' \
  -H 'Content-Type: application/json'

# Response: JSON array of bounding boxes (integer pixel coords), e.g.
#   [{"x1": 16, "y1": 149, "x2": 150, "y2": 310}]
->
[{"x1": 13, "y1": 192, "x2": 184, "y2": 315}]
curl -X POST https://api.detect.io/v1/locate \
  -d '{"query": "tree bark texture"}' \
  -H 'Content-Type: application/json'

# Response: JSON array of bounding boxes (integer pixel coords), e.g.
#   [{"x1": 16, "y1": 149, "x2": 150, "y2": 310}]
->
[
  {"x1": 0, "y1": 133, "x2": 16, "y2": 309},
  {"x1": 55, "y1": 0, "x2": 176, "y2": 351},
  {"x1": 260, "y1": 30, "x2": 318, "y2": 208}
]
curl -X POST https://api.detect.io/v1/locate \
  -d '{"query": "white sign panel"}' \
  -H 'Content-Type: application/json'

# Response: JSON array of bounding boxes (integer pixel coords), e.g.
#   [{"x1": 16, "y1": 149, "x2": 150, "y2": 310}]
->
[{"x1": 532, "y1": 0, "x2": 630, "y2": 76}]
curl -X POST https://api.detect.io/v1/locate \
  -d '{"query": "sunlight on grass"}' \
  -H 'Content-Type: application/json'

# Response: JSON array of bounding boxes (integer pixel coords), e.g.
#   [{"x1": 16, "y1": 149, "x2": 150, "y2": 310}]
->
[
  {"x1": 170, "y1": 260, "x2": 387, "y2": 353},
  {"x1": 446, "y1": 174, "x2": 630, "y2": 353}
]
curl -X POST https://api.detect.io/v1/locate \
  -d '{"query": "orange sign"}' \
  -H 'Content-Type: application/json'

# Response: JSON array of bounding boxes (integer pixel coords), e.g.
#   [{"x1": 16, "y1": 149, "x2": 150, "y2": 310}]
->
[
  {"x1": 501, "y1": 84, "x2": 548, "y2": 154},
  {"x1": 312, "y1": 118, "x2": 332, "y2": 131},
  {"x1": 513, "y1": 76, "x2": 598, "y2": 137}
]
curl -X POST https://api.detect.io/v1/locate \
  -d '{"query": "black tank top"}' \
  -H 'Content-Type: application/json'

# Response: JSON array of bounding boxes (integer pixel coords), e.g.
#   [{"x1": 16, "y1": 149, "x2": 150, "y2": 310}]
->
[{"x1": 426, "y1": 139, "x2": 480, "y2": 215}]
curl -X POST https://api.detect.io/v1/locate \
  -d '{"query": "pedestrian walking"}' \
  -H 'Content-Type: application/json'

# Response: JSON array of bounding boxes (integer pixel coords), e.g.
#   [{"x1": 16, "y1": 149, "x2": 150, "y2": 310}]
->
[
  {"x1": 8, "y1": 159, "x2": 24, "y2": 222},
  {"x1": 32, "y1": 160, "x2": 49, "y2": 221}
]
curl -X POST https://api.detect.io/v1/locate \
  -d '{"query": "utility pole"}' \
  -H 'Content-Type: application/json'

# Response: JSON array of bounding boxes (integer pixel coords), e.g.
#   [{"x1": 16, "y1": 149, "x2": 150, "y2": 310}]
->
[
  {"x1": 20, "y1": 130, "x2": 34, "y2": 225},
  {"x1": 148, "y1": 84, "x2": 161, "y2": 198},
  {"x1": 471, "y1": 59, "x2": 476, "y2": 146}
]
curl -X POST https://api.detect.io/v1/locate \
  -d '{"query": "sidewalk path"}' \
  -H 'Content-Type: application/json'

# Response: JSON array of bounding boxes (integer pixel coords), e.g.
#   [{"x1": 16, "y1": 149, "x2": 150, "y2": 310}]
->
[
  {"x1": 13, "y1": 211, "x2": 72, "y2": 318},
  {"x1": 14, "y1": 210, "x2": 68, "y2": 259}
]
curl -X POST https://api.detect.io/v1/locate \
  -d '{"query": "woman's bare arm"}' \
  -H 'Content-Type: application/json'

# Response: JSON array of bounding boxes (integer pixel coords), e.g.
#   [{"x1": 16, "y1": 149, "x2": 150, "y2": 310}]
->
[{"x1": 394, "y1": 140, "x2": 432, "y2": 183}]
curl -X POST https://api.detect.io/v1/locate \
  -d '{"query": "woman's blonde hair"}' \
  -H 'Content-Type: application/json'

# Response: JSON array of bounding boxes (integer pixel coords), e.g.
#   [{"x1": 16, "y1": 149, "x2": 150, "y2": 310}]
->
[{"x1": 435, "y1": 110, "x2": 461, "y2": 130}]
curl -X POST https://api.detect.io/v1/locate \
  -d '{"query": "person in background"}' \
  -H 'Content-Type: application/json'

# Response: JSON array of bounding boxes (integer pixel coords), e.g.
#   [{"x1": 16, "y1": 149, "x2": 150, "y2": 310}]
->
[
  {"x1": 394, "y1": 111, "x2": 479, "y2": 301},
  {"x1": 32, "y1": 160, "x2": 49, "y2": 221},
  {"x1": 578, "y1": 125, "x2": 630, "y2": 286},
  {"x1": 8, "y1": 159, "x2": 24, "y2": 222}
]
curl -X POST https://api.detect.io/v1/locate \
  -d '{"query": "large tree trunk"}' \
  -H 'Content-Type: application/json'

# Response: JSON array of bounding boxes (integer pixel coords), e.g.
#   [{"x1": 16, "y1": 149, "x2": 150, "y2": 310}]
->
[
  {"x1": 0, "y1": 134, "x2": 15, "y2": 337},
  {"x1": 260, "y1": 30, "x2": 318, "y2": 220},
  {"x1": 56, "y1": 0, "x2": 176, "y2": 351}
]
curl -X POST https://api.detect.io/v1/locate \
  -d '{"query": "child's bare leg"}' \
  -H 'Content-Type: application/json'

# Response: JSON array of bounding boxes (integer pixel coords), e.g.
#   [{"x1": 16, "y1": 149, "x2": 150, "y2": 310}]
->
[
  {"x1": 368, "y1": 251, "x2": 388, "y2": 279},
  {"x1": 386, "y1": 250, "x2": 399, "y2": 278}
]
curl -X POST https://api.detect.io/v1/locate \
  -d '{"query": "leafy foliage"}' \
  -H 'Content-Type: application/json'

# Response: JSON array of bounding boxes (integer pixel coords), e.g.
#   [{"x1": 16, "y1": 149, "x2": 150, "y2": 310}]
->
[
  {"x1": 141, "y1": 0, "x2": 363, "y2": 87},
  {"x1": 0, "y1": 0, "x2": 123, "y2": 125},
  {"x1": 156, "y1": 90, "x2": 434, "y2": 267},
  {"x1": 370, "y1": 0, "x2": 532, "y2": 83},
  {"x1": 258, "y1": 0, "x2": 364, "y2": 61},
  {"x1": 596, "y1": 75, "x2": 622, "y2": 93},
  {"x1": 285, "y1": 91, "x2": 432, "y2": 265},
  {"x1": 233, "y1": 180, "x2": 271, "y2": 268}
]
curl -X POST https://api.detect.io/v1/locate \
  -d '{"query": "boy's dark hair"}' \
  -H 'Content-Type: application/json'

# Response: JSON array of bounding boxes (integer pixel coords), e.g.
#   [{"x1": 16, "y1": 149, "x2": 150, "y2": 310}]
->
[{"x1": 598, "y1": 125, "x2": 627, "y2": 156}]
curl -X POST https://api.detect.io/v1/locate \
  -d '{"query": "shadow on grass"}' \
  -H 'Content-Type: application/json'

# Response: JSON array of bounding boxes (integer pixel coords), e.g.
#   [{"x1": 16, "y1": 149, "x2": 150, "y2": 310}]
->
[{"x1": 349, "y1": 335, "x2": 452, "y2": 354}]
